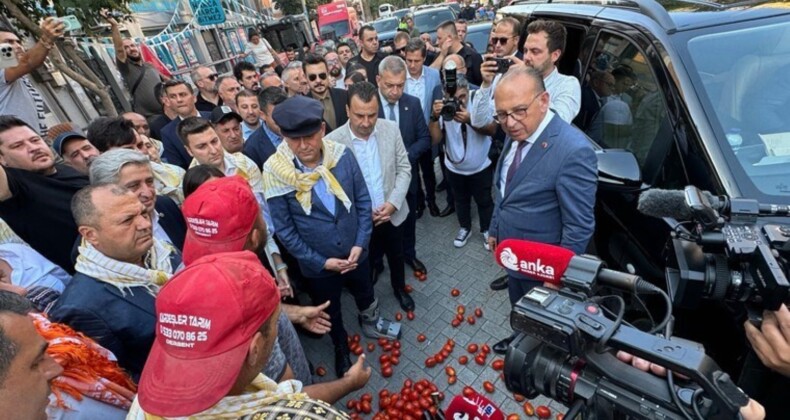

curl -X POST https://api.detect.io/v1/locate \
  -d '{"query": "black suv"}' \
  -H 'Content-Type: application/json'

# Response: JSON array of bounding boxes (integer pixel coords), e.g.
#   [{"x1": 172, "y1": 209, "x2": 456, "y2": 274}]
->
[{"x1": 499, "y1": 0, "x2": 790, "y2": 285}]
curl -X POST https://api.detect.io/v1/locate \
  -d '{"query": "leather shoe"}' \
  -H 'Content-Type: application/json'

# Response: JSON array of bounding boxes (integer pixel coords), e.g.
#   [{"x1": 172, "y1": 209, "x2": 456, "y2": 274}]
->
[
  {"x1": 439, "y1": 205, "x2": 455, "y2": 218},
  {"x1": 493, "y1": 335, "x2": 515, "y2": 355},
  {"x1": 407, "y1": 258, "x2": 427, "y2": 275},
  {"x1": 427, "y1": 201, "x2": 440, "y2": 217},
  {"x1": 394, "y1": 290, "x2": 415, "y2": 312},
  {"x1": 335, "y1": 345, "x2": 353, "y2": 377},
  {"x1": 490, "y1": 274, "x2": 508, "y2": 291}
]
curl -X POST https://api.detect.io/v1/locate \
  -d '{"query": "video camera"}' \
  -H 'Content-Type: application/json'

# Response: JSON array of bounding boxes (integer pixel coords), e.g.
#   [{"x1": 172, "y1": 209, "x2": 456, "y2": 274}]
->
[
  {"x1": 441, "y1": 60, "x2": 460, "y2": 121},
  {"x1": 496, "y1": 239, "x2": 750, "y2": 419},
  {"x1": 639, "y1": 186, "x2": 790, "y2": 317}
]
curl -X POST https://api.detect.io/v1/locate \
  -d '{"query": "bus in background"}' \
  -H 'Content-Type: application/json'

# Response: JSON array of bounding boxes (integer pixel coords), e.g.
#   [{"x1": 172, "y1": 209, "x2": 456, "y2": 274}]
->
[{"x1": 317, "y1": 1, "x2": 358, "y2": 40}]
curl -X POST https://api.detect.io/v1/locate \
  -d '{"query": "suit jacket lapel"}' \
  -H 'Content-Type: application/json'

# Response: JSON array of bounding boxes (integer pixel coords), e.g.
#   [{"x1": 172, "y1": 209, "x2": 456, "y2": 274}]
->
[
  {"x1": 503, "y1": 115, "x2": 560, "y2": 200},
  {"x1": 103, "y1": 283, "x2": 155, "y2": 315}
]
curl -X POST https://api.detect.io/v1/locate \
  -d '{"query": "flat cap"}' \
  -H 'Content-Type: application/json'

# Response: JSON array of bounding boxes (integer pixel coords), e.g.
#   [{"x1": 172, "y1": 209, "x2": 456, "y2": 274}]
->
[
  {"x1": 210, "y1": 105, "x2": 242, "y2": 125},
  {"x1": 272, "y1": 95, "x2": 324, "y2": 138}
]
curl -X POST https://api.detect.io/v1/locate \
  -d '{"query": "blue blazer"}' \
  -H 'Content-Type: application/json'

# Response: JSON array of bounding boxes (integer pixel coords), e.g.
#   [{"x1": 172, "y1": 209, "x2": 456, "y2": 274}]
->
[
  {"x1": 244, "y1": 125, "x2": 279, "y2": 170},
  {"x1": 416, "y1": 66, "x2": 441, "y2": 123},
  {"x1": 267, "y1": 149, "x2": 373, "y2": 278},
  {"x1": 155, "y1": 196, "x2": 186, "y2": 251},
  {"x1": 490, "y1": 114, "x2": 597, "y2": 278},
  {"x1": 377, "y1": 93, "x2": 431, "y2": 194},
  {"x1": 160, "y1": 111, "x2": 212, "y2": 169},
  {"x1": 49, "y1": 274, "x2": 154, "y2": 381}
]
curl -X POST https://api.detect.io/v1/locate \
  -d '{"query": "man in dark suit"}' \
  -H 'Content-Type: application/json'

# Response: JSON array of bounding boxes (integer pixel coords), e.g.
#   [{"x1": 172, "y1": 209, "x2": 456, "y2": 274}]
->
[
  {"x1": 244, "y1": 87, "x2": 288, "y2": 170},
  {"x1": 487, "y1": 68, "x2": 597, "y2": 354},
  {"x1": 158, "y1": 80, "x2": 212, "y2": 168},
  {"x1": 49, "y1": 184, "x2": 181, "y2": 382},
  {"x1": 376, "y1": 56, "x2": 431, "y2": 277},
  {"x1": 89, "y1": 149, "x2": 187, "y2": 252},
  {"x1": 303, "y1": 54, "x2": 349, "y2": 134},
  {"x1": 264, "y1": 96, "x2": 399, "y2": 377},
  {"x1": 573, "y1": 70, "x2": 615, "y2": 131}
]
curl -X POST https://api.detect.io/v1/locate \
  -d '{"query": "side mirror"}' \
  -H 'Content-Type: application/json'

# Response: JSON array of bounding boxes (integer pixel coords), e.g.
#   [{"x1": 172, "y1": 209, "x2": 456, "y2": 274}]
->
[{"x1": 596, "y1": 149, "x2": 642, "y2": 188}]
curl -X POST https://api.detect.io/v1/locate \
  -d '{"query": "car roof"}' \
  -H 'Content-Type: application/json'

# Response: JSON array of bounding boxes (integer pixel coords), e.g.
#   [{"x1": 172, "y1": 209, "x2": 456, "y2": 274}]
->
[{"x1": 502, "y1": 0, "x2": 790, "y2": 32}]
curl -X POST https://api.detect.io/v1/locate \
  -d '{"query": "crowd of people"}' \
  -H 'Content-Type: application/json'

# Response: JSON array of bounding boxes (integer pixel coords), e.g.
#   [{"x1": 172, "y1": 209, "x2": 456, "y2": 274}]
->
[{"x1": 0, "y1": 9, "x2": 783, "y2": 420}]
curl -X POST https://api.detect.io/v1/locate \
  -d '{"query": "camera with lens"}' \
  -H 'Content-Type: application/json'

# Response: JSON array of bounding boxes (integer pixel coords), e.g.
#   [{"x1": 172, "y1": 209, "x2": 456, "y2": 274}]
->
[
  {"x1": 663, "y1": 186, "x2": 790, "y2": 319},
  {"x1": 501, "y1": 245, "x2": 750, "y2": 419},
  {"x1": 441, "y1": 60, "x2": 460, "y2": 121}
]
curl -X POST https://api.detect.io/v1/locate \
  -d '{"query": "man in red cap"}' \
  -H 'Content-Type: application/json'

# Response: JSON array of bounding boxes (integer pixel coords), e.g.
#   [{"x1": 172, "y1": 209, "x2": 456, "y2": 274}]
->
[
  {"x1": 130, "y1": 251, "x2": 369, "y2": 418},
  {"x1": 181, "y1": 176, "x2": 370, "y2": 394}
]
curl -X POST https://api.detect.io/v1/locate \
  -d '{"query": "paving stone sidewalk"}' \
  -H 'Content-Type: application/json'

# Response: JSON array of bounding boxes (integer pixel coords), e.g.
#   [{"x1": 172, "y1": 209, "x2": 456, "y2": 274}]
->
[{"x1": 296, "y1": 187, "x2": 567, "y2": 418}]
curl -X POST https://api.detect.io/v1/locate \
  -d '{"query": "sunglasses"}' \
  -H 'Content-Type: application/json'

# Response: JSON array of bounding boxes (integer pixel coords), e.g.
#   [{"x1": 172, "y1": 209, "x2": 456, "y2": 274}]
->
[
  {"x1": 207, "y1": 73, "x2": 219, "y2": 81},
  {"x1": 491, "y1": 36, "x2": 515, "y2": 45},
  {"x1": 394, "y1": 47, "x2": 406, "y2": 55},
  {"x1": 308, "y1": 72, "x2": 328, "y2": 81}
]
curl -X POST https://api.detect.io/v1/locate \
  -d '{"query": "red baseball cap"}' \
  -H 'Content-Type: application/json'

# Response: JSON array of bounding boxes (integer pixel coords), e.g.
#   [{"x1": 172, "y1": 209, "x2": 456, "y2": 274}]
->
[
  {"x1": 181, "y1": 175, "x2": 260, "y2": 266},
  {"x1": 138, "y1": 251, "x2": 280, "y2": 417}
]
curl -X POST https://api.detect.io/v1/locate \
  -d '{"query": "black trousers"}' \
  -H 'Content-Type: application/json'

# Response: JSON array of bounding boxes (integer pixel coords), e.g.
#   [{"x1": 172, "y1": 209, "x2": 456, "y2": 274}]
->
[
  {"x1": 303, "y1": 259, "x2": 374, "y2": 348},
  {"x1": 370, "y1": 221, "x2": 406, "y2": 291},
  {"x1": 438, "y1": 146, "x2": 455, "y2": 205},
  {"x1": 402, "y1": 191, "x2": 418, "y2": 261},
  {"x1": 416, "y1": 152, "x2": 437, "y2": 204},
  {"x1": 446, "y1": 165, "x2": 494, "y2": 232}
]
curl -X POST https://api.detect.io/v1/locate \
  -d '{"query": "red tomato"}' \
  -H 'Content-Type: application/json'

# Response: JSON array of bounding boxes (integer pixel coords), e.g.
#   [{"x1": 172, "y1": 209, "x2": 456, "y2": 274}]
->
[
  {"x1": 417, "y1": 333, "x2": 426, "y2": 342},
  {"x1": 367, "y1": 343, "x2": 375, "y2": 352},
  {"x1": 475, "y1": 354, "x2": 486, "y2": 365},
  {"x1": 445, "y1": 366, "x2": 456, "y2": 376},
  {"x1": 483, "y1": 381, "x2": 495, "y2": 393},
  {"x1": 507, "y1": 415, "x2": 520, "y2": 420},
  {"x1": 451, "y1": 319, "x2": 461, "y2": 328},
  {"x1": 536, "y1": 405, "x2": 552, "y2": 419},
  {"x1": 481, "y1": 344, "x2": 491, "y2": 354},
  {"x1": 361, "y1": 393, "x2": 372, "y2": 402},
  {"x1": 352, "y1": 334, "x2": 361, "y2": 343},
  {"x1": 448, "y1": 375, "x2": 457, "y2": 385},
  {"x1": 404, "y1": 284, "x2": 413, "y2": 293},
  {"x1": 407, "y1": 311, "x2": 415, "y2": 320},
  {"x1": 435, "y1": 353, "x2": 445, "y2": 363},
  {"x1": 393, "y1": 340, "x2": 401, "y2": 349},
  {"x1": 462, "y1": 386, "x2": 475, "y2": 398},
  {"x1": 316, "y1": 366, "x2": 326, "y2": 376},
  {"x1": 360, "y1": 401, "x2": 372, "y2": 414},
  {"x1": 523, "y1": 402, "x2": 535, "y2": 416},
  {"x1": 382, "y1": 366, "x2": 393, "y2": 377},
  {"x1": 457, "y1": 305, "x2": 465, "y2": 315},
  {"x1": 467, "y1": 316, "x2": 476, "y2": 325},
  {"x1": 451, "y1": 288, "x2": 460, "y2": 297},
  {"x1": 459, "y1": 355, "x2": 469, "y2": 365},
  {"x1": 425, "y1": 357, "x2": 437, "y2": 368},
  {"x1": 475, "y1": 307, "x2": 483, "y2": 317},
  {"x1": 492, "y1": 359, "x2": 505, "y2": 370},
  {"x1": 378, "y1": 338, "x2": 388, "y2": 346},
  {"x1": 395, "y1": 312, "x2": 403, "y2": 321},
  {"x1": 514, "y1": 393, "x2": 526, "y2": 402},
  {"x1": 379, "y1": 354, "x2": 391, "y2": 364},
  {"x1": 392, "y1": 349, "x2": 401, "y2": 357},
  {"x1": 467, "y1": 344, "x2": 479, "y2": 353},
  {"x1": 391, "y1": 356, "x2": 400, "y2": 365},
  {"x1": 556, "y1": 414, "x2": 564, "y2": 420},
  {"x1": 404, "y1": 379, "x2": 413, "y2": 389},
  {"x1": 346, "y1": 399, "x2": 357, "y2": 410}
]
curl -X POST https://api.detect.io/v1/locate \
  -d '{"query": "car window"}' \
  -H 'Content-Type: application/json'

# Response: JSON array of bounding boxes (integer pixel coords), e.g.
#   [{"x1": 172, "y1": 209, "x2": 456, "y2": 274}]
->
[
  {"x1": 579, "y1": 32, "x2": 669, "y2": 170},
  {"x1": 466, "y1": 28, "x2": 491, "y2": 55},
  {"x1": 372, "y1": 18, "x2": 398, "y2": 33},
  {"x1": 415, "y1": 10, "x2": 454, "y2": 34}
]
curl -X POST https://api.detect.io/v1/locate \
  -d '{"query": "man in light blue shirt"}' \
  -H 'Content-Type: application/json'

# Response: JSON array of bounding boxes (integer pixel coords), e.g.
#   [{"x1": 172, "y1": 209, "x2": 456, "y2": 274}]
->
[{"x1": 237, "y1": 89, "x2": 263, "y2": 141}]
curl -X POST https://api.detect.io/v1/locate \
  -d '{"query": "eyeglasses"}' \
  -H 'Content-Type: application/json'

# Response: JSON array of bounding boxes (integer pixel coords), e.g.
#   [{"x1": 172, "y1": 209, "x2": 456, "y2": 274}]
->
[
  {"x1": 207, "y1": 73, "x2": 219, "y2": 81},
  {"x1": 493, "y1": 92, "x2": 543, "y2": 123},
  {"x1": 308, "y1": 72, "x2": 328, "y2": 81},
  {"x1": 491, "y1": 36, "x2": 516, "y2": 45}
]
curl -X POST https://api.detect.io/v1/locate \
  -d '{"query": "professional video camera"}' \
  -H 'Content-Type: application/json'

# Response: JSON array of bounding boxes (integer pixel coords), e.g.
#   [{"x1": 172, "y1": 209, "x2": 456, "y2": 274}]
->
[
  {"x1": 440, "y1": 60, "x2": 460, "y2": 121},
  {"x1": 496, "y1": 239, "x2": 750, "y2": 419},
  {"x1": 638, "y1": 186, "x2": 790, "y2": 318}
]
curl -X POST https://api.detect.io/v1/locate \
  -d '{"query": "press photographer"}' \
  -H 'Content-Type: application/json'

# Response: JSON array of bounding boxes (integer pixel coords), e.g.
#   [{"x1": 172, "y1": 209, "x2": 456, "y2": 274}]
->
[{"x1": 428, "y1": 63, "x2": 497, "y2": 249}]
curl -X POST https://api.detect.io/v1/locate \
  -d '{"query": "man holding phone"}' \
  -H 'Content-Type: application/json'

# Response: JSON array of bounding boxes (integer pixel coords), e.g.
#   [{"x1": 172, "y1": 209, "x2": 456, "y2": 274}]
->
[{"x1": 0, "y1": 18, "x2": 64, "y2": 136}]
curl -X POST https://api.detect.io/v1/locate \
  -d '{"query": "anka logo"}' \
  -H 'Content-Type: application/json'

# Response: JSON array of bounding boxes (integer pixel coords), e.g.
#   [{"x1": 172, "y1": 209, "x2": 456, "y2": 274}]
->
[{"x1": 499, "y1": 247, "x2": 555, "y2": 280}]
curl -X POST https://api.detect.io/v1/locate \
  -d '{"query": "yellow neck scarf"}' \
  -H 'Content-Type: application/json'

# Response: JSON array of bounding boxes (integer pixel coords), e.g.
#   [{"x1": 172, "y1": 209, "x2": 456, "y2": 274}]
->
[{"x1": 262, "y1": 139, "x2": 352, "y2": 215}]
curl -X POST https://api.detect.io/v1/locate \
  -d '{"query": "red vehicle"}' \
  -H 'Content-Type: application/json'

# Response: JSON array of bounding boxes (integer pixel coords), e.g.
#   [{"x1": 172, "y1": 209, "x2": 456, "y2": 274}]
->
[{"x1": 317, "y1": 1, "x2": 358, "y2": 39}]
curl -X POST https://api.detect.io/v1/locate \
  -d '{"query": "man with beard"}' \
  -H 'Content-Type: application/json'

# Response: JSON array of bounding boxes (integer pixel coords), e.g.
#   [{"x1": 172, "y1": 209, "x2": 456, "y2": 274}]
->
[
  {"x1": 237, "y1": 89, "x2": 263, "y2": 141},
  {"x1": 0, "y1": 117, "x2": 89, "y2": 273},
  {"x1": 106, "y1": 14, "x2": 164, "y2": 119},
  {"x1": 303, "y1": 54, "x2": 348, "y2": 133},
  {"x1": 211, "y1": 106, "x2": 245, "y2": 154},
  {"x1": 191, "y1": 65, "x2": 222, "y2": 112},
  {"x1": 0, "y1": 19, "x2": 63, "y2": 136},
  {"x1": 234, "y1": 61, "x2": 261, "y2": 92},
  {"x1": 52, "y1": 131, "x2": 100, "y2": 175},
  {"x1": 324, "y1": 51, "x2": 345, "y2": 89}
]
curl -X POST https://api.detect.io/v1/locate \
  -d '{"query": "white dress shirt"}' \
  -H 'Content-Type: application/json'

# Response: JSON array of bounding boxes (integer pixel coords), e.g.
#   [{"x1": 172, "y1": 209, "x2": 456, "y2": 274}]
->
[
  {"x1": 499, "y1": 110, "x2": 555, "y2": 196},
  {"x1": 350, "y1": 127, "x2": 386, "y2": 209},
  {"x1": 406, "y1": 69, "x2": 427, "y2": 120}
]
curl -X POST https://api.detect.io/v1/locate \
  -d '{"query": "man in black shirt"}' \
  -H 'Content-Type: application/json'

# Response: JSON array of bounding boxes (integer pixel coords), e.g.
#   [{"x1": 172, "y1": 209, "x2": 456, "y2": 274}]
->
[
  {"x1": 431, "y1": 20, "x2": 483, "y2": 86},
  {"x1": 0, "y1": 116, "x2": 88, "y2": 273},
  {"x1": 346, "y1": 25, "x2": 387, "y2": 86}
]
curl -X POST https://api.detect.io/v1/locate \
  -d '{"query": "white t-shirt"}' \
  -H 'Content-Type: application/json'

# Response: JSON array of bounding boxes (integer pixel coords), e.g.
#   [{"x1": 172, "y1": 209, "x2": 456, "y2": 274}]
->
[
  {"x1": 442, "y1": 95, "x2": 492, "y2": 175},
  {"x1": 245, "y1": 40, "x2": 276, "y2": 67},
  {"x1": 0, "y1": 69, "x2": 48, "y2": 135}
]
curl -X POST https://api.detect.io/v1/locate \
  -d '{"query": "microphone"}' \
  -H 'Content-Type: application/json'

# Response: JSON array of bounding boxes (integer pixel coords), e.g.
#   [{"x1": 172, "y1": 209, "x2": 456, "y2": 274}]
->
[
  {"x1": 445, "y1": 390, "x2": 504, "y2": 420},
  {"x1": 495, "y1": 239, "x2": 656, "y2": 294},
  {"x1": 636, "y1": 189, "x2": 693, "y2": 220}
]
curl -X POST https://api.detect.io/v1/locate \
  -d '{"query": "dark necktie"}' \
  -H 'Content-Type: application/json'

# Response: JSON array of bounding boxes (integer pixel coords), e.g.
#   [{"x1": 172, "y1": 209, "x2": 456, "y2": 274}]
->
[
  {"x1": 505, "y1": 140, "x2": 528, "y2": 187},
  {"x1": 387, "y1": 103, "x2": 397, "y2": 122}
]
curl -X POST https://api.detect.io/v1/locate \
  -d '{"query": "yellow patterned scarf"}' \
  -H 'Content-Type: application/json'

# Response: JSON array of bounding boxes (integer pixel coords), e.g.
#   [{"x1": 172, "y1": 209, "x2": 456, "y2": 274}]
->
[
  {"x1": 262, "y1": 139, "x2": 351, "y2": 215},
  {"x1": 74, "y1": 239, "x2": 174, "y2": 296},
  {"x1": 151, "y1": 161, "x2": 185, "y2": 205},
  {"x1": 126, "y1": 374, "x2": 309, "y2": 419},
  {"x1": 0, "y1": 217, "x2": 26, "y2": 245}
]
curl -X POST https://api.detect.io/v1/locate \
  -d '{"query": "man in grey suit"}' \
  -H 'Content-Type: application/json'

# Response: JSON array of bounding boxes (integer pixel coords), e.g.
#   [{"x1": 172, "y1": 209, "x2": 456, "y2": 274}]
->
[
  {"x1": 487, "y1": 67, "x2": 597, "y2": 354},
  {"x1": 326, "y1": 82, "x2": 415, "y2": 312}
]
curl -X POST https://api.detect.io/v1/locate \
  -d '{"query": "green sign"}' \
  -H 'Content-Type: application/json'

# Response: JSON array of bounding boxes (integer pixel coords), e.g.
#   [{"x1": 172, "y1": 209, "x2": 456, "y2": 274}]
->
[{"x1": 190, "y1": 0, "x2": 226, "y2": 26}]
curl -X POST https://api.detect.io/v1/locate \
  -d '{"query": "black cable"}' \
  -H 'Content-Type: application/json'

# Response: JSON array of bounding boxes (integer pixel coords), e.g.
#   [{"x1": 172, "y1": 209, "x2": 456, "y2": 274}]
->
[
  {"x1": 649, "y1": 287, "x2": 673, "y2": 334},
  {"x1": 590, "y1": 295, "x2": 625, "y2": 349},
  {"x1": 692, "y1": 388, "x2": 705, "y2": 419},
  {"x1": 632, "y1": 293, "x2": 656, "y2": 331},
  {"x1": 667, "y1": 371, "x2": 694, "y2": 420}
]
